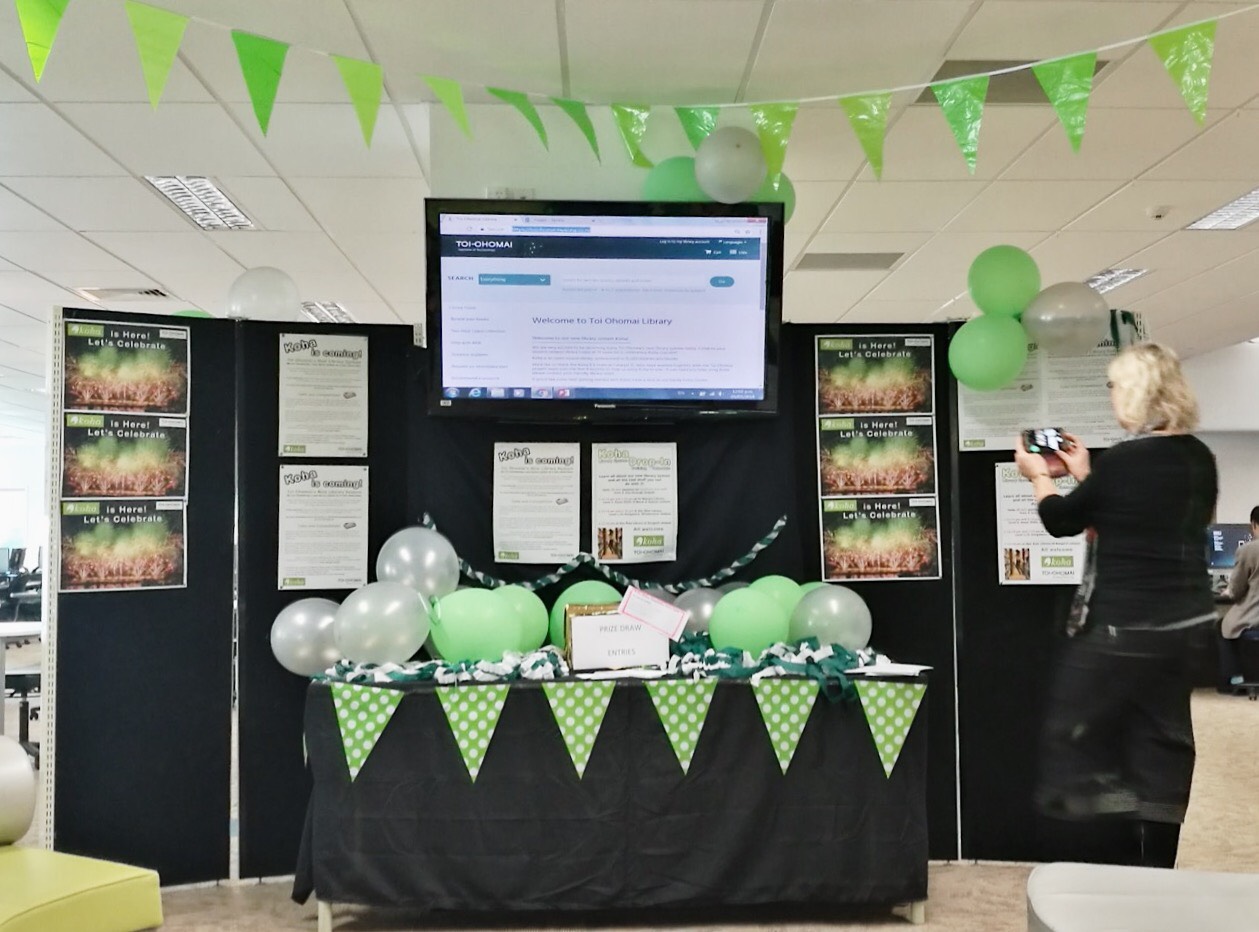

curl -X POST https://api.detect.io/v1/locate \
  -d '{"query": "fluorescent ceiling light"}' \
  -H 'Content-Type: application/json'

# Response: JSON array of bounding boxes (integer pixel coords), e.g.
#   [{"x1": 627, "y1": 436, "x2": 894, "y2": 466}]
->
[
  {"x1": 1187, "y1": 187, "x2": 1259, "y2": 230},
  {"x1": 145, "y1": 176, "x2": 253, "y2": 231},
  {"x1": 1084, "y1": 268, "x2": 1148, "y2": 294},
  {"x1": 300, "y1": 301, "x2": 356, "y2": 324}
]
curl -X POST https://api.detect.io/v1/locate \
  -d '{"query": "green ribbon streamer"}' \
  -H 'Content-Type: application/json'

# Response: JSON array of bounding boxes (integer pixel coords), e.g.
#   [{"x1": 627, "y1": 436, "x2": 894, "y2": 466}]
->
[
  {"x1": 231, "y1": 30, "x2": 290, "y2": 135},
  {"x1": 15, "y1": 0, "x2": 70, "y2": 82},
  {"x1": 1033, "y1": 51, "x2": 1096, "y2": 153},
  {"x1": 931, "y1": 75, "x2": 989, "y2": 174},
  {"x1": 750, "y1": 102, "x2": 799, "y2": 187},
  {"x1": 854, "y1": 679, "x2": 926, "y2": 778},
  {"x1": 487, "y1": 87, "x2": 548, "y2": 148},
  {"x1": 424, "y1": 74, "x2": 472, "y2": 137},
  {"x1": 125, "y1": 1, "x2": 188, "y2": 108},
  {"x1": 838, "y1": 92, "x2": 891, "y2": 180},
  {"x1": 551, "y1": 97, "x2": 601, "y2": 160},
  {"x1": 333, "y1": 55, "x2": 383, "y2": 146},
  {"x1": 330, "y1": 682, "x2": 403, "y2": 780},
  {"x1": 674, "y1": 106, "x2": 719, "y2": 150},
  {"x1": 611, "y1": 103, "x2": 653, "y2": 167},
  {"x1": 1149, "y1": 21, "x2": 1217, "y2": 124}
]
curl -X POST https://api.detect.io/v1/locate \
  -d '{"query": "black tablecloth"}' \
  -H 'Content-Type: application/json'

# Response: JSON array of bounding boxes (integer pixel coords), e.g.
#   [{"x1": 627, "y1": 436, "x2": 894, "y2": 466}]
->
[{"x1": 293, "y1": 676, "x2": 928, "y2": 913}]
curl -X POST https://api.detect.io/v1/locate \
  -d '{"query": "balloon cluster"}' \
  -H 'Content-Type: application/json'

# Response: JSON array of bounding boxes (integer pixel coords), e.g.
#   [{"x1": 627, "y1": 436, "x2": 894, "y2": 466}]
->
[
  {"x1": 641, "y1": 129, "x2": 795, "y2": 222},
  {"x1": 949, "y1": 246, "x2": 1110, "y2": 392}
]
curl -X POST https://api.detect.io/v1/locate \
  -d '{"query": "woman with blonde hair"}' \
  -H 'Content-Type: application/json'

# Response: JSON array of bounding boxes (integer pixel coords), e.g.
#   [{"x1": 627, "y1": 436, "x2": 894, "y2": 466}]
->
[{"x1": 1014, "y1": 342, "x2": 1218, "y2": 868}]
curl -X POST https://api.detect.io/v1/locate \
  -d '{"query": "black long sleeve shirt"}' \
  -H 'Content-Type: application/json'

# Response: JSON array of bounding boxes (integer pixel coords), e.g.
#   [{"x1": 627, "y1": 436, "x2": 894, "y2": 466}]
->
[{"x1": 1037, "y1": 434, "x2": 1218, "y2": 627}]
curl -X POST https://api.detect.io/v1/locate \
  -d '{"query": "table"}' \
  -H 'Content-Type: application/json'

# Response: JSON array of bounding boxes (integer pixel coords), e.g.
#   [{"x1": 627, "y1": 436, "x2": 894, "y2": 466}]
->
[
  {"x1": 0, "y1": 621, "x2": 42, "y2": 737},
  {"x1": 293, "y1": 675, "x2": 929, "y2": 928}
]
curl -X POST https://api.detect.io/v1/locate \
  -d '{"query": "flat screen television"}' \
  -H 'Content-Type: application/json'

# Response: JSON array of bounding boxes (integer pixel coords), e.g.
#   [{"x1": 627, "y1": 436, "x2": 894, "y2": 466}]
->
[
  {"x1": 1206, "y1": 523, "x2": 1253, "y2": 570},
  {"x1": 424, "y1": 199, "x2": 784, "y2": 421}
]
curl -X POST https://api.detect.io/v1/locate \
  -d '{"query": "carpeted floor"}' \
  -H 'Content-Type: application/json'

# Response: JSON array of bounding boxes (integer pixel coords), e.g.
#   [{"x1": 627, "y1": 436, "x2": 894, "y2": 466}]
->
[{"x1": 5, "y1": 633, "x2": 1257, "y2": 930}]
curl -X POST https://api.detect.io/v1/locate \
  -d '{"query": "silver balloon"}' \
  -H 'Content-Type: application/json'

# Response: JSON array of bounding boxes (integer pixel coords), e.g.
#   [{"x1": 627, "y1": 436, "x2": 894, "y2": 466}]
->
[
  {"x1": 676, "y1": 587, "x2": 723, "y2": 634},
  {"x1": 0, "y1": 736, "x2": 35, "y2": 845},
  {"x1": 717, "y1": 580, "x2": 750, "y2": 594},
  {"x1": 270, "y1": 598, "x2": 342, "y2": 676},
  {"x1": 226, "y1": 266, "x2": 300, "y2": 320},
  {"x1": 694, "y1": 127, "x2": 767, "y2": 203},
  {"x1": 376, "y1": 526, "x2": 460, "y2": 599},
  {"x1": 1022, "y1": 282, "x2": 1109, "y2": 357},
  {"x1": 788, "y1": 584, "x2": 872, "y2": 651},
  {"x1": 640, "y1": 585, "x2": 675, "y2": 604},
  {"x1": 334, "y1": 581, "x2": 430, "y2": 665}
]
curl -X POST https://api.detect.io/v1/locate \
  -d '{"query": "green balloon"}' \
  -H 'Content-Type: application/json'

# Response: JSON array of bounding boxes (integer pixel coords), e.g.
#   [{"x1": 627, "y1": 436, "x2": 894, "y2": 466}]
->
[
  {"x1": 642, "y1": 156, "x2": 710, "y2": 202},
  {"x1": 548, "y1": 580, "x2": 622, "y2": 649},
  {"x1": 495, "y1": 584, "x2": 548, "y2": 653},
  {"x1": 431, "y1": 589, "x2": 524, "y2": 663},
  {"x1": 752, "y1": 172, "x2": 795, "y2": 222},
  {"x1": 749, "y1": 574, "x2": 803, "y2": 617},
  {"x1": 172, "y1": 309, "x2": 214, "y2": 318},
  {"x1": 968, "y1": 245, "x2": 1041, "y2": 317},
  {"x1": 949, "y1": 315, "x2": 1029, "y2": 391},
  {"x1": 709, "y1": 588, "x2": 789, "y2": 656},
  {"x1": 799, "y1": 581, "x2": 828, "y2": 595}
]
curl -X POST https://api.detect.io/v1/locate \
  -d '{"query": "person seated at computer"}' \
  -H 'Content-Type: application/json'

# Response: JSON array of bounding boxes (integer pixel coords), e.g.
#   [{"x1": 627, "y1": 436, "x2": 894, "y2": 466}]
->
[{"x1": 1220, "y1": 506, "x2": 1259, "y2": 689}]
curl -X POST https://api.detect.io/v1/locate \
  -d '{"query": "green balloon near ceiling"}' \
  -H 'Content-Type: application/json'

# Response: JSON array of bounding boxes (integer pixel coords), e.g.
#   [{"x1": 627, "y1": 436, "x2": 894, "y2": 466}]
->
[{"x1": 642, "y1": 156, "x2": 710, "y2": 202}]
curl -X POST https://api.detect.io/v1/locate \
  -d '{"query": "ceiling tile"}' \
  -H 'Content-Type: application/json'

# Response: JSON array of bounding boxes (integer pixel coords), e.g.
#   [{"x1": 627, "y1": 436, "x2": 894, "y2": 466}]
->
[
  {"x1": 873, "y1": 105, "x2": 1058, "y2": 182},
  {"x1": 839, "y1": 299, "x2": 943, "y2": 323},
  {"x1": 1067, "y1": 179, "x2": 1256, "y2": 231},
  {"x1": 821, "y1": 181, "x2": 987, "y2": 233},
  {"x1": 783, "y1": 270, "x2": 888, "y2": 322},
  {"x1": 2, "y1": 177, "x2": 191, "y2": 232},
  {"x1": 289, "y1": 179, "x2": 429, "y2": 235},
  {"x1": 218, "y1": 177, "x2": 320, "y2": 232},
  {"x1": 868, "y1": 231, "x2": 1045, "y2": 301},
  {"x1": 0, "y1": 186, "x2": 62, "y2": 232},
  {"x1": 84, "y1": 232, "x2": 245, "y2": 274},
  {"x1": 950, "y1": 2, "x2": 1175, "y2": 60},
  {"x1": 334, "y1": 234, "x2": 425, "y2": 306},
  {"x1": 0, "y1": 233, "x2": 135, "y2": 275},
  {"x1": 1029, "y1": 230, "x2": 1165, "y2": 284},
  {"x1": 0, "y1": 105, "x2": 124, "y2": 176},
  {"x1": 1145, "y1": 110, "x2": 1259, "y2": 180},
  {"x1": 782, "y1": 107, "x2": 869, "y2": 183},
  {"x1": 947, "y1": 180, "x2": 1121, "y2": 232}
]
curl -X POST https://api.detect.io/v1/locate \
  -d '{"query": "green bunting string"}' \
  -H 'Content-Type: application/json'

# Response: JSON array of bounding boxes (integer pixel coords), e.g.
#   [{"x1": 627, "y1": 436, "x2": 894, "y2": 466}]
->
[
  {"x1": 839, "y1": 92, "x2": 891, "y2": 179},
  {"x1": 1149, "y1": 21, "x2": 1217, "y2": 124},
  {"x1": 551, "y1": 97, "x2": 601, "y2": 160},
  {"x1": 424, "y1": 74, "x2": 472, "y2": 137},
  {"x1": 231, "y1": 30, "x2": 289, "y2": 134},
  {"x1": 333, "y1": 55, "x2": 383, "y2": 145},
  {"x1": 125, "y1": 1, "x2": 188, "y2": 108},
  {"x1": 543, "y1": 680, "x2": 615, "y2": 778},
  {"x1": 854, "y1": 679, "x2": 925, "y2": 778},
  {"x1": 645, "y1": 679, "x2": 717, "y2": 773},
  {"x1": 752, "y1": 678, "x2": 819, "y2": 773},
  {"x1": 932, "y1": 75, "x2": 989, "y2": 174},
  {"x1": 487, "y1": 87, "x2": 548, "y2": 148},
  {"x1": 14, "y1": 0, "x2": 70, "y2": 82},
  {"x1": 611, "y1": 103, "x2": 653, "y2": 167},
  {"x1": 674, "y1": 106, "x2": 719, "y2": 150},
  {"x1": 436, "y1": 684, "x2": 509, "y2": 781},
  {"x1": 750, "y1": 103, "x2": 799, "y2": 187},
  {"x1": 330, "y1": 682, "x2": 403, "y2": 780},
  {"x1": 1033, "y1": 51, "x2": 1097, "y2": 153}
]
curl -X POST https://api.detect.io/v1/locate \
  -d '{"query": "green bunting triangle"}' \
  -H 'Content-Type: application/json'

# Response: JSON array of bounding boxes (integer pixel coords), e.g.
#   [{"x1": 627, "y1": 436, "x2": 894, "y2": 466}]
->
[
  {"x1": 330, "y1": 683, "x2": 403, "y2": 781},
  {"x1": 488, "y1": 87, "x2": 548, "y2": 148},
  {"x1": 751, "y1": 678, "x2": 818, "y2": 774},
  {"x1": 855, "y1": 680, "x2": 926, "y2": 778},
  {"x1": 1033, "y1": 52, "x2": 1097, "y2": 153},
  {"x1": 611, "y1": 103, "x2": 653, "y2": 167},
  {"x1": 838, "y1": 92, "x2": 891, "y2": 180},
  {"x1": 424, "y1": 74, "x2": 472, "y2": 138},
  {"x1": 645, "y1": 679, "x2": 717, "y2": 774},
  {"x1": 231, "y1": 30, "x2": 289, "y2": 135},
  {"x1": 125, "y1": 1, "x2": 188, "y2": 108},
  {"x1": 542, "y1": 680, "x2": 614, "y2": 778},
  {"x1": 1149, "y1": 21, "x2": 1216, "y2": 125},
  {"x1": 15, "y1": 0, "x2": 70, "y2": 82},
  {"x1": 333, "y1": 55, "x2": 383, "y2": 146},
  {"x1": 436, "y1": 684, "x2": 509, "y2": 782},
  {"x1": 750, "y1": 102, "x2": 799, "y2": 187},
  {"x1": 674, "y1": 105, "x2": 719, "y2": 151},
  {"x1": 931, "y1": 75, "x2": 989, "y2": 174},
  {"x1": 551, "y1": 97, "x2": 601, "y2": 160}
]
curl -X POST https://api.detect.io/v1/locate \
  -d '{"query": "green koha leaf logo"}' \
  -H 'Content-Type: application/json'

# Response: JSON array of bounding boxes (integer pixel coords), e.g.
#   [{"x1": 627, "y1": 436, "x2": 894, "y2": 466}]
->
[
  {"x1": 283, "y1": 576, "x2": 306, "y2": 586},
  {"x1": 66, "y1": 413, "x2": 105, "y2": 428},
  {"x1": 823, "y1": 499, "x2": 858, "y2": 513},
  {"x1": 62, "y1": 502, "x2": 101, "y2": 516},
  {"x1": 1041, "y1": 555, "x2": 1075, "y2": 568},
  {"x1": 818, "y1": 338, "x2": 853, "y2": 351},
  {"x1": 283, "y1": 444, "x2": 306, "y2": 454},
  {"x1": 633, "y1": 535, "x2": 664, "y2": 547},
  {"x1": 66, "y1": 323, "x2": 105, "y2": 337},
  {"x1": 497, "y1": 550, "x2": 519, "y2": 560},
  {"x1": 820, "y1": 418, "x2": 856, "y2": 431},
  {"x1": 963, "y1": 439, "x2": 987, "y2": 448}
]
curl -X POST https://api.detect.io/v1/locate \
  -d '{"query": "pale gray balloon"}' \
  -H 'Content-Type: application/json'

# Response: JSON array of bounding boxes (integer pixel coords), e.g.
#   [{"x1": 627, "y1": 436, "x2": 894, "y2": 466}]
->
[
  {"x1": 1022, "y1": 282, "x2": 1110, "y2": 357},
  {"x1": 270, "y1": 597, "x2": 342, "y2": 676},
  {"x1": 694, "y1": 127, "x2": 767, "y2": 203},
  {"x1": 676, "y1": 587, "x2": 723, "y2": 634},
  {"x1": 226, "y1": 266, "x2": 299, "y2": 320},
  {"x1": 788, "y1": 584, "x2": 872, "y2": 651},
  {"x1": 717, "y1": 580, "x2": 750, "y2": 594},
  {"x1": 0, "y1": 736, "x2": 35, "y2": 844},
  {"x1": 640, "y1": 585, "x2": 675, "y2": 605},
  {"x1": 334, "y1": 581, "x2": 430, "y2": 665},
  {"x1": 376, "y1": 526, "x2": 460, "y2": 599}
]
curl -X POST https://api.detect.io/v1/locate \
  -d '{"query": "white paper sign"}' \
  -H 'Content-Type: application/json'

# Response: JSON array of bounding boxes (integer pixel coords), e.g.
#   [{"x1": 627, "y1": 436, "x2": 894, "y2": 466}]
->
[
  {"x1": 278, "y1": 333, "x2": 369, "y2": 457},
  {"x1": 994, "y1": 463, "x2": 1084, "y2": 585},
  {"x1": 569, "y1": 612, "x2": 671, "y2": 672},
  {"x1": 591, "y1": 443, "x2": 678, "y2": 564},
  {"x1": 618, "y1": 587, "x2": 688, "y2": 640},
  {"x1": 278, "y1": 464, "x2": 369, "y2": 590},
  {"x1": 492, "y1": 442, "x2": 580, "y2": 563}
]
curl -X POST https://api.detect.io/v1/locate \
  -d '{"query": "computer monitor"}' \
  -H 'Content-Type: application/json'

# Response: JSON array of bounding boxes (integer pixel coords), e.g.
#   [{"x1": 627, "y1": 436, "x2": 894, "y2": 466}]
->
[
  {"x1": 1206, "y1": 524, "x2": 1253, "y2": 570},
  {"x1": 7, "y1": 548, "x2": 25, "y2": 572}
]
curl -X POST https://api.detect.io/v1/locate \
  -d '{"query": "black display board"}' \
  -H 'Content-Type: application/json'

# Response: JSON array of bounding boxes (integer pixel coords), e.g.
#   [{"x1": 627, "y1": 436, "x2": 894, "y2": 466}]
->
[{"x1": 54, "y1": 308, "x2": 234, "y2": 885}]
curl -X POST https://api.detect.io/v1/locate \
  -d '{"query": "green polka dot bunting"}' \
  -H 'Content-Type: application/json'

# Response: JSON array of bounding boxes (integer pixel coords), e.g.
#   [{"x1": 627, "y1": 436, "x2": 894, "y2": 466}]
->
[
  {"x1": 331, "y1": 683, "x2": 404, "y2": 781},
  {"x1": 645, "y1": 679, "x2": 717, "y2": 775},
  {"x1": 436, "y1": 684, "x2": 510, "y2": 782},
  {"x1": 542, "y1": 681, "x2": 615, "y2": 779},
  {"x1": 751, "y1": 679, "x2": 819, "y2": 774},
  {"x1": 854, "y1": 680, "x2": 926, "y2": 778}
]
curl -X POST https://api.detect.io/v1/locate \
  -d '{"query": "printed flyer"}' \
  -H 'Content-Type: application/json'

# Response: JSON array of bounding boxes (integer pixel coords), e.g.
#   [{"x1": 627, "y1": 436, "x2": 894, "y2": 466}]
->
[
  {"x1": 63, "y1": 320, "x2": 189, "y2": 415},
  {"x1": 492, "y1": 442, "x2": 581, "y2": 564},
  {"x1": 277, "y1": 465, "x2": 370, "y2": 590},
  {"x1": 821, "y1": 497, "x2": 940, "y2": 581},
  {"x1": 817, "y1": 335, "x2": 934, "y2": 416},
  {"x1": 819, "y1": 415, "x2": 936, "y2": 497},
  {"x1": 60, "y1": 498, "x2": 186, "y2": 591},
  {"x1": 994, "y1": 463, "x2": 1084, "y2": 585},
  {"x1": 277, "y1": 333, "x2": 369, "y2": 457},
  {"x1": 591, "y1": 443, "x2": 678, "y2": 564},
  {"x1": 61, "y1": 412, "x2": 187, "y2": 499}
]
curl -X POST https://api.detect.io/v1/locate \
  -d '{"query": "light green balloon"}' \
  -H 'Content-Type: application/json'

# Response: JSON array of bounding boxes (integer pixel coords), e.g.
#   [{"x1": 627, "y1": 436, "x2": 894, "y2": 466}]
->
[
  {"x1": 709, "y1": 588, "x2": 789, "y2": 656},
  {"x1": 799, "y1": 581, "x2": 828, "y2": 595},
  {"x1": 172, "y1": 309, "x2": 214, "y2": 318},
  {"x1": 548, "y1": 580, "x2": 622, "y2": 649},
  {"x1": 749, "y1": 574, "x2": 804, "y2": 617},
  {"x1": 431, "y1": 588, "x2": 524, "y2": 663},
  {"x1": 751, "y1": 172, "x2": 795, "y2": 222},
  {"x1": 642, "y1": 156, "x2": 710, "y2": 202},
  {"x1": 968, "y1": 245, "x2": 1041, "y2": 317},
  {"x1": 495, "y1": 584, "x2": 548, "y2": 653},
  {"x1": 948, "y1": 315, "x2": 1029, "y2": 391}
]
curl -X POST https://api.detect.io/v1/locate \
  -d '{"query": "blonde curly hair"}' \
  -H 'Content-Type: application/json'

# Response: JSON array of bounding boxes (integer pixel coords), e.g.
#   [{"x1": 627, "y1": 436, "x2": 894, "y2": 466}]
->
[{"x1": 1107, "y1": 342, "x2": 1199, "y2": 434}]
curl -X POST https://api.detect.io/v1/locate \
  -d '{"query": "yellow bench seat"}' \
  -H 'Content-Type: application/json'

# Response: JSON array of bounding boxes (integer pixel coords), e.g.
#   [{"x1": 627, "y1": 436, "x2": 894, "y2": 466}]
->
[{"x1": 0, "y1": 846, "x2": 162, "y2": 932}]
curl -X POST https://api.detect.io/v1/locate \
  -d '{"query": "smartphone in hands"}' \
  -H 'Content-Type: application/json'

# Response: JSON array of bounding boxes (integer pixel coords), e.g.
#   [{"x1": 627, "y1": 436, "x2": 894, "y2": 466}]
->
[{"x1": 1022, "y1": 428, "x2": 1070, "y2": 478}]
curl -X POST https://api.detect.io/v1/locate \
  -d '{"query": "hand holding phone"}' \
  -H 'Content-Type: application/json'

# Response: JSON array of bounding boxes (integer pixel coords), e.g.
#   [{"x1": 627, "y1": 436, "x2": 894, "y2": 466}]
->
[{"x1": 1020, "y1": 428, "x2": 1070, "y2": 478}]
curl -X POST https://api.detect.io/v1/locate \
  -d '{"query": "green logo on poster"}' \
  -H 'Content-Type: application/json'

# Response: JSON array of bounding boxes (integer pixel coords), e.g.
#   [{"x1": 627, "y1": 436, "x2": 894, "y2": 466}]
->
[
  {"x1": 283, "y1": 577, "x2": 306, "y2": 586},
  {"x1": 818, "y1": 339, "x2": 853, "y2": 351},
  {"x1": 824, "y1": 500, "x2": 858, "y2": 513},
  {"x1": 283, "y1": 444, "x2": 306, "y2": 454},
  {"x1": 820, "y1": 418, "x2": 855, "y2": 431},
  {"x1": 66, "y1": 413, "x2": 104, "y2": 427},
  {"x1": 497, "y1": 551, "x2": 519, "y2": 560},
  {"x1": 963, "y1": 439, "x2": 986, "y2": 448},
  {"x1": 62, "y1": 501, "x2": 100, "y2": 515},
  {"x1": 66, "y1": 322, "x2": 105, "y2": 337},
  {"x1": 1042, "y1": 555, "x2": 1074, "y2": 568},
  {"x1": 633, "y1": 535, "x2": 664, "y2": 547}
]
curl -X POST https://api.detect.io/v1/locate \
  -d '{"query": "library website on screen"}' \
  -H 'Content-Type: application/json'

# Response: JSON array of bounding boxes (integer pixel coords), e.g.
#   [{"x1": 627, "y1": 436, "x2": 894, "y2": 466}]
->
[{"x1": 437, "y1": 218, "x2": 769, "y2": 400}]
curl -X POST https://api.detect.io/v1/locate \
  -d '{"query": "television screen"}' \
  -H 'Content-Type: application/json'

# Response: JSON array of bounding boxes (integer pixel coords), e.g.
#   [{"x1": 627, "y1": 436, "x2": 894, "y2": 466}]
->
[
  {"x1": 1206, "y1": 523, "x2": 1253, "y2": 570},
  {"x1": 425, "y1": 199, "x2": 784, "y2": 420}
]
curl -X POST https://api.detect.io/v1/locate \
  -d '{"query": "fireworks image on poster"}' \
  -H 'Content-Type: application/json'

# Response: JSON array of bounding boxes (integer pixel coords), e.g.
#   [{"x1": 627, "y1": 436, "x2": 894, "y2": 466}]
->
[
  {"x1": 817, "y1": 337, "x2": 933, "y2": 415},
  {"x1": 819, "y1": 416, "x2": 936, "y2": 496},
  {"x1": 60, "y1": 500, "x2": 186, "y2": 591},
  {"x1": 62, "y1": 414, "x2": 187, "y2": 499},
  {"x1": 822, "y1": 498, "x2": 940, "y2": 581},
  {"x1": 63, "y1": 321, "x2": 189, "y2": 415}
]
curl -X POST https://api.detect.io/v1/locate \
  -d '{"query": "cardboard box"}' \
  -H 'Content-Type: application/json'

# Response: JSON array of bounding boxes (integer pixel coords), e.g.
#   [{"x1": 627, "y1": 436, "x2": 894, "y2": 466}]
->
[{"x1": 564, "y1": 603, "x2": 671, "y2": 672}]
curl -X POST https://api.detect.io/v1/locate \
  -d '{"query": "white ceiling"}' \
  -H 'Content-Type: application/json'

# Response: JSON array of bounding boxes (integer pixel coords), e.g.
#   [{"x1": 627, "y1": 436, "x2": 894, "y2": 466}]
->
[{"x1": 2, "y1": 0, "x2": 1259, "y2": 440}]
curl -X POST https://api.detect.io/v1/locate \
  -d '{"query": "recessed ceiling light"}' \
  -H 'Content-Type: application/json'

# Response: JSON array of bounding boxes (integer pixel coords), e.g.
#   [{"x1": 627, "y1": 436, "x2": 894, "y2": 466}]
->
[
  {"x1": 145, "y1": 176, "x2": 254, "y2": 231},
  {"x1": 300, "y1": 301, "x2": 356, "y2": 324},
  {"x1": 1084, "y1": 268, "x2": 1149, "y2": 294},
  {"x1": 1187, "y1": 187, "x2": 1259, "y2": 230}
]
